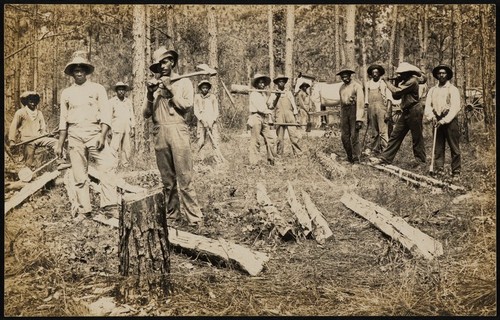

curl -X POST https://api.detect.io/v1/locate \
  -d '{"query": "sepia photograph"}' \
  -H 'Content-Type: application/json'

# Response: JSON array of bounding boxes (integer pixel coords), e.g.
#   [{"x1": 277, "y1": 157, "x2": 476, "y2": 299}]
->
[{"x1": 3, "y1": 3, "x2": 496, "y2": 316}]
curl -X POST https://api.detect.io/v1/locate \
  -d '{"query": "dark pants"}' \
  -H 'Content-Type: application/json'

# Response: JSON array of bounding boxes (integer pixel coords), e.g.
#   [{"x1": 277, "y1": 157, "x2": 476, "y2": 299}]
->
[
  {"x1": 434, "y1": 117, "x2": 461, "y2": 175},
  {"x1": 380, "y1": 104, "x2": 426, "y2": 164},
  {"x1": 340, "y1": 104, "x2": 360, "y2": 162}
]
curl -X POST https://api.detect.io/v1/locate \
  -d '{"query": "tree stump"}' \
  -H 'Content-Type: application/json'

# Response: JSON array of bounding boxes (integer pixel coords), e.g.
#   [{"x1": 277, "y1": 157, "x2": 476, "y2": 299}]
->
[{"x1": 119, "y1": 188, "x2": 171, "y2": 298}]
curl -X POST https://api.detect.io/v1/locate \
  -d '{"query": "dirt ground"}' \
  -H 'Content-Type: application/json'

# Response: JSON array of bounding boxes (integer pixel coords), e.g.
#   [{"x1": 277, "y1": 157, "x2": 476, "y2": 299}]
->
[{"x1": 3, "y1": 123, "x2": 496, "y2": 316}]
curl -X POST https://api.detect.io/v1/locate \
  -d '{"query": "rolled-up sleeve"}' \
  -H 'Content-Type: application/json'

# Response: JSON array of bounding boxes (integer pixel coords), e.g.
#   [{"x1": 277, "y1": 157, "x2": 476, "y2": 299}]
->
[{"x1": 97, "y1": 84, "x2": 111, "y2": 127}]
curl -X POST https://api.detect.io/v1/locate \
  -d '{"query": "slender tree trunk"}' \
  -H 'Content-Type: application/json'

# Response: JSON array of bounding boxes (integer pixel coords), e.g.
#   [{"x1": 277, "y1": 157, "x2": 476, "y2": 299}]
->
[
  {"x1": 398, "y1": 18, "x2": 405, "y2": 67},
  {"x1": 268, "y1": 6, "x2": 275, "y2": 80},
  {"x1": 132, "y1": 5, "x2": 147, "y2": 153},
  {"x1": 479, "y1": 6, "x2": 494, "y2": 130},
  {"x1": 388, "y1": 5, "x2": 398, "y2": 75},
  {"x1": 33, "y1": 4, "x2": 38, "y2": 90},
  {"x1": 146, "y1": 5, "x2": 151, "y2": 66},
  {"x1": 334, "y1": 5, "x2": 341, "y2": 71},
  {"x1": 14, "y1": 14, "x2": 21, "y2": 109},
  {"x1": 285, "y1": 5, "x2": 295, "y2": 82},
  {"x1": 87, "y1": 5, "x2": 92, "y2": 61},
  {"x1": 344, "y1": 5, "x2": 356, "y2": 68},
  {"x1": 450, "y1": 6, "x2": 456, "y2": 74},
  {"x1": 166, "y1": 5, "x2": 174, "y2": 48},
  {"x1": 208, "y1": 6, "x2": 219, "y2": 96}
]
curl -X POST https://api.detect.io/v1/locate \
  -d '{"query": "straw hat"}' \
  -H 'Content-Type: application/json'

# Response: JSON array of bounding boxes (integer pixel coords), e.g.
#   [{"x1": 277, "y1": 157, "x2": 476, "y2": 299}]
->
[
  {"x1": 395, "y1": 62, "x2": 422, "y2": 75},
  {"x1": 149, "y1": 47, "x2": 179, "y2": 73},
  {"x1": 197, "y1": 80, "x2": 212, "y2": 90},
  {"x1": 114, "y1": 81, "x2": 129, "y2": 91},
  {"x1": 64, "y1": 56, "x2": 95, "y2": 75},
  {"x1": 252, "y1": 73, "x2": 271, "y2": 88}
]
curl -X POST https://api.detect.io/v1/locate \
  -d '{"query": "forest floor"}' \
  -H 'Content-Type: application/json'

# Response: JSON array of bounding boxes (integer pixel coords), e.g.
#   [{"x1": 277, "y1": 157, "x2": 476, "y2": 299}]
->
[{"x1": 3, "y1": 121, "x2": 496, "y2": 316}]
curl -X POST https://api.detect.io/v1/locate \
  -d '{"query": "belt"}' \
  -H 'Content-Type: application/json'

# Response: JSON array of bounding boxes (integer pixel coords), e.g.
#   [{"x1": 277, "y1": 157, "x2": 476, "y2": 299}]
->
[{"x1": 251, "y1": 112, "x2": 266, "y2": 117}]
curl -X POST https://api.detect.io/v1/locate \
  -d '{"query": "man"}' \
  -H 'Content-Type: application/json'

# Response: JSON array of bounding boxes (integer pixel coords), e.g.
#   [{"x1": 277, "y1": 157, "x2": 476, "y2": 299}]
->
[
  {"x1": 143, "y1": 47, "x2": 203, "y2": 226},
  {"x1": 268, "y1": 75, "x2": 302, "y2": 156},
  {"x1": 8, "y1": 91, "x2": 58, "y2": 169},
  {"x1": 109, "y1": 81, "x2": 135, "y2": 167},
  {"x1": 56, "y1": 55, "x2": 118, "y2": 218},
  {"x1": 295, "y1": 82, "x2": 313, "y2": 128},
  {"x1": 363, "y1": 64, "x2": 389, "y2": 156},
  {"x1": 247, "y1": 73, "x2": 276, "y2": 166},
  {"x1": 193, "y1": 80, "x2": 221, "y2": 159},
  {"x1": 370, "y1": 62, "x2": 426, "y2": 168},
  {"x1": 337, "y1": 67, "x2": 365, "y2": 163},
  {"x1": 424, "y1": 64, "x2": 461, "y2": 180}
]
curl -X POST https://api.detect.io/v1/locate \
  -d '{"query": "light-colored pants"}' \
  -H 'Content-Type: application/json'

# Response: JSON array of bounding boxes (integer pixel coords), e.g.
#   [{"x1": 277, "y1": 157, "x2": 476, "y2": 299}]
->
[
  {"x1": 68, "y1": 134, "x2": 118, "y2": 214},
  {"x1": 367, "y1": 103, "x2": 389, "y2": 153},
  {"x1": 110, "y1": 128, "x2": 132, "y2": 166},
  {"x1": 196, "y1": 122, "x2": 220, "y2": 157},
  {"x1": 276, "y1": 125, "x2": 302, "y2": 155},
  {"x1": 24, "y1": 137, "x2": 58, "y2": 168},
  {"x1": 248, "y1": 115, "x2": 276, "y2": 165}
]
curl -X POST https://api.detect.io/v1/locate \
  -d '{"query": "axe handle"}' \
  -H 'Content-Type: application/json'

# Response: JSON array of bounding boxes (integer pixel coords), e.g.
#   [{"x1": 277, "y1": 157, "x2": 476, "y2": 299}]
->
[{"x1": 274, "y1": 123, "x2": 307, "y2": 126}]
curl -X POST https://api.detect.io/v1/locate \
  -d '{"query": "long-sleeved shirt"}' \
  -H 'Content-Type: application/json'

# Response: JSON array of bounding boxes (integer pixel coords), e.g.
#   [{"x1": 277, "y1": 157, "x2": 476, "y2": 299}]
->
[
  {"x1": 364, "y1": 79, "x2": 388, "y2": 105},
  {"x1": 339, "y1": 80, "x2": 365, "y2": 121},
  {"x1": 424, "y1": 81, "x2": 461, "y2": 124},
  {"x1": 296, "y1": 90, "x2": 313, "y2": 112},
  {"x1": 385, "y1": 76, "x2": 420, "y2": 110},
  {"x1": 267, "y1": 90, "x2": 298, "y2": 115},
  {"x1": 109, "y1": 96, "x2": 135, "y2": 132},
  {"x1": 194, "y1": 93, "x2": 219, "y2": 126},
  {"x1": 248, "y1": 91, "x2": 272, "y2": 115},
  {"x1": 9, "y1": 106, "x2": 48, "y2": 142},
  {"x1": 142, "y1": 73, "x2": 194, "y2": 125},
  {"x1": 59, "y1": 80, "x2": 111, "y2": 139}
]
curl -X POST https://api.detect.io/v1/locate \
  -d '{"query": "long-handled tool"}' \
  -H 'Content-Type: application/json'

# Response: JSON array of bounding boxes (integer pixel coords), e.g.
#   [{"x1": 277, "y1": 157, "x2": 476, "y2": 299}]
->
[
  {"x1": 11, "y1": 127, "x2": 59, "y2": 148},
  {"x1": 429, "y1": 124, "x2": 438, "y2": 174},
  {"x1": 230, "y1": 84, "x2": 284, "y2": 95},
  {"x1": 4, "y1": 141, "x2": 16, "y2": 162},
  {"x1": 206, "y1": 128, "x2": 226, "y2": 163},
  {"x1": 18, "y1": 157, "x2": 59, "y2": 182},
  {"x1": 273, "y1": 123, "x2": 308, "y2": 126}
]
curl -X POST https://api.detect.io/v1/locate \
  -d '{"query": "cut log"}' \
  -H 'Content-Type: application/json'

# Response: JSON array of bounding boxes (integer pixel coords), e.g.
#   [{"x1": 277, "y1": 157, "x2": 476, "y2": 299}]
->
[
  {"x1": 340, "y1": 192, "x2": 443, "y2": 260},
  {"x1": 316, "y1": 151, "x2": 347, "y2": 176},
  {"x1": 286, "y1": 181, "x2": 312, "y2": 237},
  {"x1": 371, "y1": 164, "x2": 440, "y2": 192},
  {"x1": 302, "y1": 190, "x2": 333, "y2": 244},
  {"x1": 88, "y1": 166, "x2": 146, "y2": 194},
  {"x1": 256, "y1": 182, "x2": 294, "y2": 238},
  {"x1": 119, "y1": 187, "x2": 170, "y2": 297},
  {"x1": 5, "y1": 170, "x2": 60, "y2": 215}
]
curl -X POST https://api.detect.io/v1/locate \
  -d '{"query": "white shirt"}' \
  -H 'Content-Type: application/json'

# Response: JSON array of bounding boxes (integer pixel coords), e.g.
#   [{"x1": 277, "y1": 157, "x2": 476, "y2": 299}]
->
[{"x1": 424, "y1": 81, "x2": 461, "y2": 124}]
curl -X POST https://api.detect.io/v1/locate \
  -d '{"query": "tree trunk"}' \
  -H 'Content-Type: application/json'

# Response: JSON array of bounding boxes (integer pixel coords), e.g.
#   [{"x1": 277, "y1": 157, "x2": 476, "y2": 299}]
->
[
  {"x1": 132, "y1": 5, "x2": 147, "y2": 154},
  {"x1": 388, "y1": 5, "x2": 398, "y2": 75},
  {"x1": 344, "y1": 5, "x2": 356, "y2": 68},
  {"x1": 334, "y1": 5, "x2": 341, "y2": 71},
  {"x1": 208, "y1": 6, "x2": 219, "y2": 96},
  {"x1": 32, "y1": 4, "x2": 38, "y2": 90},
  {"x1": 268, "y1": 6, "x2": 275, "y2": 80},
  {"x1": 166, "y1": 5, "x2": 174, "y2": 48},
  {"x1": 285, "y1": 5, "x2": 295, "y2": 82},
  {"x1": 397, "y1": 18, "x2": 405, "y2": 67},
  {"x1": 119, "y1": 189, "x2": 171, "y2": 298},
  {"x1": 479, "y1": 6, "x2": 494, "y2": 130}
]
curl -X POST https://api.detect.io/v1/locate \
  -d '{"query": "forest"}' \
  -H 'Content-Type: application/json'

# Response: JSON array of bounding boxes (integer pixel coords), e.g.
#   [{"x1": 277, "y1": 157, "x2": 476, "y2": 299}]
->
[{"x1": 3, "y1": 3, "x2": 497, "y2": 317}]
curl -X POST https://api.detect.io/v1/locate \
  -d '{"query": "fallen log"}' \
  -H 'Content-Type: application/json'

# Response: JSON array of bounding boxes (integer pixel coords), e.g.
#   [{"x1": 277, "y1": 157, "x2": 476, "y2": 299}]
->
[
  {"x1": 256, "y1": 182, "x2": 294, "y2": 238},
  {"x1": 302, "y1": 190, "x2": 333, "y2": 244},
  {"x1": 5, "y1": 170, "x2": 60, "y2": 215},
  {"x1": 370, "y1": 164, "x2": 441, "y2": 193},
  {"x1": 340, "y1": 192, "x2": 443, "y2": 260},
  {"x1": 286, "y1": 181, "x2": 312, "y2": 237},
  {"x1": 316, "y1": 151, "x2": 347, "y2": 176}
]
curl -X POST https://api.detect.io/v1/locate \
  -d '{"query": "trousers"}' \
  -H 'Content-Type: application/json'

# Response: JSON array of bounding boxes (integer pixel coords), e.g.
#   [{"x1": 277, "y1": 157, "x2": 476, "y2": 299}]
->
[
  {"x1": 340, "y1": 104, "x2": 360, "y2": 161},
  {"x1": 434, "y1": 117, "x2": 461, "y2": 174}
]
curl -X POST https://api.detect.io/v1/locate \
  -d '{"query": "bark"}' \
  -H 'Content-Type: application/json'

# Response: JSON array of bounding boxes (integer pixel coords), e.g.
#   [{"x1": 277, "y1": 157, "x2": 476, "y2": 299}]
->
[
  {"x1": 344, "y1": 5, "x2": 356, "y2": 68},
  {"x1": 316, "y1": 151, "x2": 347, "y2": 176},
  {"x1": 388, "y1": 5, "x2": 398, "y2": 75},
  {"x1": 302, "y1": 190, "x2": 333, "y2": 244},
  {"x1": 397, "y1": 17, "x2": 405, "y2": 67},
  {"x1": 132, "y1": 5, "x2": 147, "y2": 154},
  {"x1": 286, "y1": 181, "x2": 312, "y2": 237},
  {"x1": 32, "y1": 4, "x2": 38, "y2": 89},
  {"x1": 479, "y1": 6, "x2": 494, "y2": 130},
  {"x1": 256, "y1": 182, "x2": 294, "y2": 238},
  {"x1": 268, "y1": 6, "x2": 275, "y2": 80},
  {"x1": 341, "y1": 192, "x2": 444, "y2": 260},
  {"x1": 208, "y1": 6, "x2": 219, "y2": 96},
  {"x1": 285, "y1": 5, "x2": 295, "y2": 81},
  {"x1": 166, "y1": 5, "x2": 174, "y2": 48},
  {"x1": 334, "y1": 6, "x2": 341, "y2": 71}
]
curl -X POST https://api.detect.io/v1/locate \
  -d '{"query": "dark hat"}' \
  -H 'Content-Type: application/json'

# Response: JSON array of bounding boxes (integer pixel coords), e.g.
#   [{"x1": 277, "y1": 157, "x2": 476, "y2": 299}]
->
[
  {"x1": 273, "y1": 74, "x2": 289, "y2": 84},
  {"x1": 336, "y1": 67, "x2": 355, "y2": 76},
  {"x1": 299, "y1": 82, "x2": 311, "y2": 89},
  {"x1": 64, "y1": 56, "x2": 95, "y2": 75},
  {"x1": 114, "y1": 81, "x2": 129, "y2": 91},
  {"x1": 197, "y1": 80, "x2": 212, "y2": 90},
  {"x1": 395, "y1": 62, "x2": 422, "y2": 76},
  {"x1": 367, "y1": 64, "x2": 385, "y2": 76},
  {"x1": 432, "y1": 64, "x2": 453, "y2": 80},
  {"x1": 20, "y1": 91, "x2": 40, "y2": 106},
  {"x1": 252, "y1": 73, "x2": 271, "y2": 88},
  {"x1": 149, "y1": 47, "x2": 179, "y2": 73}
]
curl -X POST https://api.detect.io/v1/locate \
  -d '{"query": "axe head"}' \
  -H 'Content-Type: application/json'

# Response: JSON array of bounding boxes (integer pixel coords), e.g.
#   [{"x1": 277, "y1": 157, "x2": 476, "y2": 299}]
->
[{"x1": 196, "y1": 64, "x2": 217, "y2": 76}]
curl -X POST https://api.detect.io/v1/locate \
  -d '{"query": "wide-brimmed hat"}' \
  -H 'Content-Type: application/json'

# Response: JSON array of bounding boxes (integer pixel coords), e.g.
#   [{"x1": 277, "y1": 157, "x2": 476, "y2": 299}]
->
[
  {"x1": 114, "y1": 81, "x2": 129, "y2": 91},
  {"x1": 252, "y1": 73, "x2": 271, "y2": 88},
  {"x1": 367, "y1": 64, "x2": 385, "y2": 77},
  {"x1": 273, "y1": 74, "x2": 289, "y2": 84},
  {"x1": 20, "y1": 91, "x2": 40, "y2": 106},
  {"x1": 395, "y1": 62, "x2": 422, "y2": 76},
  {"x1": 197, "y1": 80, "x2": 212, "y2": 90},
  {"x1": 299, "y1": 82, "x2": 311, "y2": 89},
  {"x1": 432, "y1": 64, "x2": 453, "y2": 80},
  {"x1": 64, "y1": 56, "x2": 95, "y2": 75},
  {"x1": 149, "y1": 47, "x2": 179, "y2": 73},
  {"x1": 336, "y1": 67, "x2": 355, "y2": 76}
]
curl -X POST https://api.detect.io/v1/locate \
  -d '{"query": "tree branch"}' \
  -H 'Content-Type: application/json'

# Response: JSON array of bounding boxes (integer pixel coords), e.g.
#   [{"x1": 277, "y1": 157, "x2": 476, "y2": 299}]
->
[{"x1": 4, "y1": 30, "x2": 73, "y2": 60}]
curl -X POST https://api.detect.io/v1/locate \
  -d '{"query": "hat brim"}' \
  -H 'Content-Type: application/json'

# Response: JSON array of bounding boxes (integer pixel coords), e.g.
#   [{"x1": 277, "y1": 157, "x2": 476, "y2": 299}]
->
[
  {"x1": 367, "y1": 65, "x2": 385, "y2": 76},
  {"x1": 115, "y1": 85, "x2": 129, "y2": 91},
  {"x1": 273, "y1": 77, "x2": 289, "y2": 84},
  {"x1": 432, "y1": 66, "x2": 453, "y2": 80},
  {"x1": 253, "y1": 76, "x2": 271, "y2": 87},
  {"x1": 337, "y1": 70, "x2": 355, "y2": 76},
  {"x1": 20, "y1": 94, "x2": 40, "y2": 106},
  {"x1": 64, "y1": 63, "x2": 94, "y2": 76}
]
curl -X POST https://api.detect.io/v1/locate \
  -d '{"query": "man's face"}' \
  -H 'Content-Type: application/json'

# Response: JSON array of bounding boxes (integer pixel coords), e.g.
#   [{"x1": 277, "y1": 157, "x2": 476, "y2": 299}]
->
[
  {"x1": 200, "y1": 84, "x2": 210, "y2": 95},
  {"x1": 26, "y1": 97, "x2": 38, "y2": 110},
  {"x1": 116, "y1": 88, "x2": 126, "y2": 100},
  {"x1": 256, "y1": 79, "x2": 266, "y2": 90},
  {"x1": 159, "y1": 56, "x2": 175, "y2": 76},
  {"x1": 72, "y1": 66, "x2": 87, "y2": 85},
  {"x1": 276, "y1": 79, "x2": 286, "y2": 90},
  {"x1": 436, "y1": 69, "x2": 448, "y2": 84},
  {"x1": 340, "y1": 73, "x2": 352, "y2": 84},
  {"x1": 371, "y1": 69, "x2": 381, "y2": 81}
]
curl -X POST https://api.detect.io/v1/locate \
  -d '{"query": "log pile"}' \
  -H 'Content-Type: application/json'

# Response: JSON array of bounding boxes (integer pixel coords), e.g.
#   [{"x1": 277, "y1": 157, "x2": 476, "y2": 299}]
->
[{"x1": 341, "y1": 192, "x2": 443, "y2": 260}]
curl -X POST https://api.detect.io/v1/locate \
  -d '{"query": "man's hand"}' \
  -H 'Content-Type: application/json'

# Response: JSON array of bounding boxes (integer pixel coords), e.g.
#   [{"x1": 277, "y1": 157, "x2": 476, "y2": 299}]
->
[
  {"x1": 355, "y1": 121, "x2": 363, "y2": 130},
  {"x1": 201, "y1": 120, "x2": 208, "y2": 128},
  {"x1": 146, "y1": 79, "x2": 160, "y2": 93},
  {"x1": 55, "y1": 142, "x2": 64, "y2": 158},
  {"x1": 435, "y1": 119, "x2": 445, "y2": 128},
  {"x1": 384, "y1": 112, "x2": 391, "y2": 123},
  {"x1": 96, "y1": 135, "x2": 106, "y2": 151}
]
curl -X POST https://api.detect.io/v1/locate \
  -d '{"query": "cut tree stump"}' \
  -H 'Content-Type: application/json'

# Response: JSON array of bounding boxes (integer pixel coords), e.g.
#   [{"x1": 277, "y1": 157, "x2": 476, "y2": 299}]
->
[
  {"x1": 119, "y1": 188, "x2": 171, "y2": 297},
  {"x1": 340, "y1": 192, "x2": 443, "y2": 260},
  {"x1": 286, "y1": 181, "x2": 312, "y2": 237},
  {"x1": 5, "y1": 170, "x2": 60, "y2": 215},
  {"x1": 302, "y1": 190, "x2": 333, "y2": 244},
  {"x1": 256, "y1": 182, "x2": 294, "y2": 238}
]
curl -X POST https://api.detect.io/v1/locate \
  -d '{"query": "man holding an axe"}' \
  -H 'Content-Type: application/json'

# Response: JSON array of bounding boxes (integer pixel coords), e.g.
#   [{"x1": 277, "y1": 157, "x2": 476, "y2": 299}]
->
[
  {"x1": 424, "y1": 64, "x2": 461, "y2": 181},
  {"x1": 267, "y1": 75, "x2": 303, "y2": 156},
  {"x1": 8, "y1": 91, "x2": 58, "y2": 169}
]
